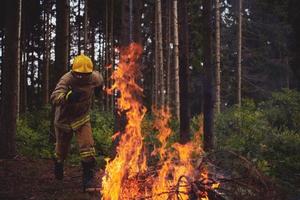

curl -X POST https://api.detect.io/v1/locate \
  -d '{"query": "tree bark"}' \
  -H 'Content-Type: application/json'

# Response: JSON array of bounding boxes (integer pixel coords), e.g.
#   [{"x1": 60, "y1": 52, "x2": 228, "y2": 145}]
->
[
  {"x1": 236, "y1": 0, "x2": 242, "y2": 107},
  {"x1": 203, "y1": 0, "x2": 214, "y2": 151},
  {"x1": 20, "y1": 48, "x2": 27, "y2": 113},
  {"x1": 173, "y1": 0, "x2": 180, "y2": 118},
  {"x1": 83, "y1": 0, "x2": 88, "y2": 53},
  {"x1": 0, "y1": 0, "x2": 22, "y2": 158},
  {"x1": 154, "y1": 2, "x2": 158, "y2": 108},
  {"x1": 77, "y1": 0, "x2": 81, "y2": 54},
  {"x1": 105, "y1": 0, "x2": 110, "y2": 111},
  {"x1": 42, "y1": 1, "x2": 50, "y2": 106},
  {"x1": 121, "y1": 0, "x2": 129, "y2": 46},
  {"x1": 215, "y1": 0, "x2": 221, "y2": 113},
  {"x1": 166, "y1": 0, "x2": 172, "y2": 110},
  {"x1": 157, "y1": 0, "x2": 164, "y2": 108},
  {"x1": 0, "y1": 31, "x2": 3, "y2": 108},
  {"x1": 178, "y1": 0, "x2": 190, "y2": 143},
  {"x1": 110, "y1": 0, "x2": 115, "y2": 111},
  {"x1": 54, "y1": 0, "x2": 69, "y2": 83},
  {"x1": 16, "y1": 0, "x2": 22, "y2": 117}
]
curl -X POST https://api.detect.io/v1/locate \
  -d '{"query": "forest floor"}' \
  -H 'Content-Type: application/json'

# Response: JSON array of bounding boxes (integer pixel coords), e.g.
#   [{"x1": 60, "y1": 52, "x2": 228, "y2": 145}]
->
[{"x1": 0, "y1": 156, "x2": 102, "y2": 200}]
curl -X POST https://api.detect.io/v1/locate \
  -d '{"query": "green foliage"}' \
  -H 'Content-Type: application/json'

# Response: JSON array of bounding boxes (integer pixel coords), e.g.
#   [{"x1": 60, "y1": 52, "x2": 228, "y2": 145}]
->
[
  {"x1": 216, "y1": 99, "x2": 271, "y2": 157},
  {"x1": 215, "y1": 90, "x2": 300, "y2": 196},
  {"x1": 167, "y1": 118, "x2": 180, "y2": 144},
  {"x1": 16, "y1": 107, "x2": 53, "y2": 158},
  {"x1": 16, "y1": 107, "x2": 115, "y2": 166},
  {"x1": 260, "y1": 89, "x2": 300, "y2": 131},
  {"x1": 91, "y1": 110, "x2": 114, "y2": 157}
]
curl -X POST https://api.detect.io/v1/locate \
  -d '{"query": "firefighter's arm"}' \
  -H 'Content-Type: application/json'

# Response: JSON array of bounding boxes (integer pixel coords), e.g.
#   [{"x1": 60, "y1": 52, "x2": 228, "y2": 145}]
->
[
  {"x1": 92, "y1": 70, "x2": 104, "y2": 98},
  {"x1": 50, "y1": 78, "x2": 69, "y2": 106},
  {"x1": 93, "y1": 70, "x2": 104, "y2": 87}
]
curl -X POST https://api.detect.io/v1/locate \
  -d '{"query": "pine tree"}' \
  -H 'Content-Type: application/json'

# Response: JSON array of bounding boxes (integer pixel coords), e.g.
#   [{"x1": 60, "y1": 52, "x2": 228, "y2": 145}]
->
[
  {"x1": 236, "y1": 0, "x2": 242, "y2": 107},
  {"x1": 179, "y1": 0, "x2": 190, "y2": 143},
  {"x1": 173, "y1": 0, "x2": 180, "y2": 117},
  {"x1": 0, "y1": 0, "x2": 22, "y2": 158},
  {"x1": 42, "y1": 0, "x2": 51, "y2": 106},
  {"x1": 54, "y1": 0, "x2": 69, "y2": 82},
  {"x1": 215, "y1": 0, "x2": 221, "y2": 113},
  {"x1": 203, "y1": 0, "x2": 214, "y2": 151}
]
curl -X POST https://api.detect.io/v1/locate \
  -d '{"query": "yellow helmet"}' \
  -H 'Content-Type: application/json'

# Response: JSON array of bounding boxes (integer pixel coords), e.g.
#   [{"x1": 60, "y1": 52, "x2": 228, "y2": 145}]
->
[{"x1": 72, "y1": 54, "x2": 93, "y2": 73}]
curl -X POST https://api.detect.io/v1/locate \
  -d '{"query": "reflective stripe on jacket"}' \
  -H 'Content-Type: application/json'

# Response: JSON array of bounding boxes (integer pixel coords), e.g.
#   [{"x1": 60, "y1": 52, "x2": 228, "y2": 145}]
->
[{"x1": 51, "y1": 71, "x2": 103, "y2": 130}]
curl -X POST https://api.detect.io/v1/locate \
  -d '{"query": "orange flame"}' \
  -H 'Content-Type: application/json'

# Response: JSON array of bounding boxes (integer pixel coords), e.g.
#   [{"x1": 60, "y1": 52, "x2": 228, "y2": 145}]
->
[
  {"x1": 101, "y1": 43, "x2": 219, "y2": 200},
  {"x1": 101, "y1": 43, "x2": 147, "y2": 200},
  {"x1": 151, "y1": 108, "x2": 203, "y2": 200}
]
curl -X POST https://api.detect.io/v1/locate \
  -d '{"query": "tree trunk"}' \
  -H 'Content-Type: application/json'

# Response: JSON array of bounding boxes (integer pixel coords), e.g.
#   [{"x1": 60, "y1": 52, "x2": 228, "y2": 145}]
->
[
  {"x1": 100, "y1": 31, "x2": 105, "y2": 111},
  {"x1": 133, "y1": 0, "x2": 142, "y2": 44},
  {"x1": 236, "y1": 0, "x2": 242, "y2": 107},
  {"x1": 110, "y1": 0, "x2": 115, "y2": 111},
  {"x1": 285, "y1": 57, "x2": 290, "y2": 89},
  {"x1": 0, "y1": 31, "x2": 3, "y2": 108},
  {"x1": 0, "y1": 0, "x2": 22, "y2": 159},
  {"x1": 154, "y1": 2, "x2": 158, "y2": 108},
  {"x1": 179, "y1": 0, "x2": 190, "y2": 143},
  {"x1": 121, "y1": 0, "x2": 130, "y2": 46},
  {"x1": 155, "y1": 0, "x2": 164, "y2": 108},
  {"x1": 166, "y1": 0, "x2": 172, "y2": 110},
  {"x1": 16, "y1": 1, "x2": 22, "y2": 118},
  {"x1": 215, "y1": 0, "x2": 221, "y2": 113},
  {"x1": 77, "y1": 0, "x2": 81, "y2": 54},
  {"x1": 203, "y1": 0, "x2": 214, "y2": 151},
  {"x1": 42, "y1": 1, "x2": 50, "y2": 106},
  {"x1": 105, "y1": 0, "x2": 110, "y2": 111},
  {"x1": 173, "y1": 0, "x2": 180, "y2": 118},
  {"x1": 54, "y1": 0, "x2": 69, "y2": 83},
  {"x1": 20, "y1": 49, "x2": 27, "y2": 113},
  {"x1": 83, "y1": 0, "x2": 88, "y2": 53},
  {"x1": 90, "y1": 27, "x2": 95, "y2": 63}
]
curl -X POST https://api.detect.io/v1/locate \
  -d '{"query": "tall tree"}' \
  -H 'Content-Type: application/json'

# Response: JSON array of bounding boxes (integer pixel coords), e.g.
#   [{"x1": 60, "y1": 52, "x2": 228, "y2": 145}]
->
[
  {"x1": 203, "y1": 0, "x2": 214, "y2": 151},
  {"x1": 83, "y1": 0, "x2": 89, "y2": 53},
  {"x1": 178, "y1": 0, "x2": 190, "y2": 143},
  {"x1": 121, "y1": 0, "x2": 129, "y2": 46},
  {"x1": 42, "y1": 0, "x2": 50, "y2": 105},
  {"x1": 236, "y1": 0, "x2": 242, "y2": 107},
  {"x1": 215, "y1": 0, "x2": 221, "y2": 113},
  {"x1": 54, "y1": 0, "x2": 69, "y2": 83},
  {"x1": 50, "y1": 0, "x2": 69, "y2": 143},
  {"x1": 155, "y1": 0, "x2": 164, "y2": 108},
  {"x1": 0, "y1": 0, "x2": 22, "y2": 158},
  {"x1": 166, "y1": 0, "x2": 172, "y2": 110},
  {"x1": 77, "y1": 0, "x2": 82, "y2": 53},
  {"x1": 110, "y1": 0, "x2": 115, "y2": 111},
  {"x1": 173, "y1": 0, "x2": 180, "y2": 119}
]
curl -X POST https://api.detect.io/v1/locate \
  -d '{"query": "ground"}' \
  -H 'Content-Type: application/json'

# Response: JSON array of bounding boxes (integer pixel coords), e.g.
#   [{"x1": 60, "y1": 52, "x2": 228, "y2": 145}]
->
[{"x1": 0, "y1": 156, "x2": 102, "y2": 200}]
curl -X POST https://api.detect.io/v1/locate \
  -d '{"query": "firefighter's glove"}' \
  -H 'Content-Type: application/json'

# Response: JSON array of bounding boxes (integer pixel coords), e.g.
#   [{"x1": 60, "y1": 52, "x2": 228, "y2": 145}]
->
[{"x1": 66, "y1": 89, "x2": 83, "y2": 103}]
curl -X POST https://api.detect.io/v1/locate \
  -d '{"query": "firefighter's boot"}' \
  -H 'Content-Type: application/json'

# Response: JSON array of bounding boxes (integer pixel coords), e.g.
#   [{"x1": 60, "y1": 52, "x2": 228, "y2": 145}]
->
[
  {"x1": 54, "y1": 159, "x2": 64, "y2": 180},
  {"x1": 82, "y1": 159, "x2": 99, "y2": 192}
]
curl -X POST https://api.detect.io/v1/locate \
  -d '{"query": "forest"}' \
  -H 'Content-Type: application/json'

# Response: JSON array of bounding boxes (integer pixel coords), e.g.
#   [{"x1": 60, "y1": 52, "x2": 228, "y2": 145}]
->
[{"x1": 0, "y1": 0, "x2": 300, "y2": 199}]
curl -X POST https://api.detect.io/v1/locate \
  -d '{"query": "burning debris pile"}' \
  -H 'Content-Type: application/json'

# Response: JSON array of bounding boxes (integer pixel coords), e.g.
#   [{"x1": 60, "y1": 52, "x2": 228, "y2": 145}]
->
[{"x1": 101, "y1": 43, "x2": 277, "y2": 200}]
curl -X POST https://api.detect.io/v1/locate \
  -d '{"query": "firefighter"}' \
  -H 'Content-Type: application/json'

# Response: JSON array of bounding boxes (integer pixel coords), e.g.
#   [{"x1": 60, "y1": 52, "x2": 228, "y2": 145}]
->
[{"x1": 50, "y1": 54, "x2": 103, "y2": 191}]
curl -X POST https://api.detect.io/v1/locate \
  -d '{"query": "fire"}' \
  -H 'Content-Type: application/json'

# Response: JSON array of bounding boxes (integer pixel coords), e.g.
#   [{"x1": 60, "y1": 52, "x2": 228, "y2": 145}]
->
[
  {"x1": 101, "y1": 43, "x2": 147, "y2": 200},
  {"x1": 151, "y1": 109, "x2": 205, "y2": 200},
  {"x1": 101, "y1": 43, "x2": 219, "y2": 200}
]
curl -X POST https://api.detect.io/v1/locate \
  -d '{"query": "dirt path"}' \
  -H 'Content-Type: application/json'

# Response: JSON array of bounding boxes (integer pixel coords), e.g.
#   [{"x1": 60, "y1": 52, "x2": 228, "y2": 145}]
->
[{"x1": 0, "y1": 156, "x2": 101, "y2": 200}]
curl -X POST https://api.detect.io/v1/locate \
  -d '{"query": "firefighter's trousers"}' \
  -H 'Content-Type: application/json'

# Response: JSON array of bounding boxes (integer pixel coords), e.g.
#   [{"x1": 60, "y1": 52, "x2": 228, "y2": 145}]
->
[{"x1": 55, "y1": 122, "x2": 96, "y2": 162}]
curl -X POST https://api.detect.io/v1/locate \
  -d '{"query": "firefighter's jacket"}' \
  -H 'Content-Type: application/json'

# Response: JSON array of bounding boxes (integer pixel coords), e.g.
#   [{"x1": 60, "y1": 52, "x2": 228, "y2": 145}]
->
[{"x1": 51, "y1": 71, "x2": 103, "y2": 131}]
